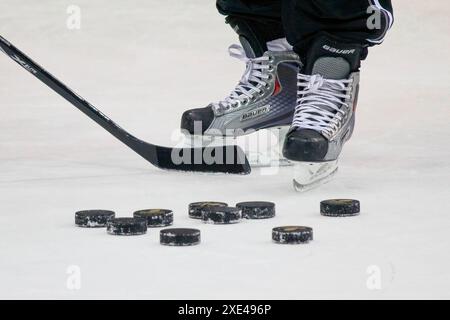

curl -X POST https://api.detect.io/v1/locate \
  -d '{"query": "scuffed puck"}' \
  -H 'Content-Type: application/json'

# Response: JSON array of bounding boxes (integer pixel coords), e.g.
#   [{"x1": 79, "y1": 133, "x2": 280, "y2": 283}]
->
[
  {"x1": 202, "y1": 206, "x2": 241, "y2": 224},
  {"x1": 236, "y1": 201, "x2": 275, "y2": 219},
  {"x1": 272, "y1": 226, "x2": 313, "y2": 244},
  {"x1": 75, "y1": 210, "x2": 115, "y2": 228},
  {"x1": 188, "y1": 201, "x2": 228, "y2": 219},
  {"x1": 133, "y1": 209, "x2": 173, "y2": 227},
  {"x1": 160, "y1": 228, "x2": 200, "y2": 246},
  {"x1": 320, "y1": 199, "x2": 360, "y2": 217},
  {"x1": 106, "y1": 217, "x2": 147, "y2": 236}
]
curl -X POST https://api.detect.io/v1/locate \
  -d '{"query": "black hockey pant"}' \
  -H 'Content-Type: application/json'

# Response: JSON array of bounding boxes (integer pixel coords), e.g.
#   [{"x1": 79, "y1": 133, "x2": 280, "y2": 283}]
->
[{"x1": 216, "y1": 0, "x2": 393, "y2": 57}]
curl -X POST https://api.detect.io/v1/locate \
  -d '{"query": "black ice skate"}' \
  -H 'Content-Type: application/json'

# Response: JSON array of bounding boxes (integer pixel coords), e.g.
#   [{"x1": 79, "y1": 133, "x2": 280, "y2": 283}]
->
[
  {"x1": 181, "y1": 38, "x2": 301, "y2": 167},
  {"x1": 283, "y1": 34, "x2": 363, "y2": 191}
]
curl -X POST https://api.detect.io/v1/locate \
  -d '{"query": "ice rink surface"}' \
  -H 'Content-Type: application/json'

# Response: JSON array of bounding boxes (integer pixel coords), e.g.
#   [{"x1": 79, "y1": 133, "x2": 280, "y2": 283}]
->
[{"x1": 0, "y1": 1, "x2": 449, "y2": 299}]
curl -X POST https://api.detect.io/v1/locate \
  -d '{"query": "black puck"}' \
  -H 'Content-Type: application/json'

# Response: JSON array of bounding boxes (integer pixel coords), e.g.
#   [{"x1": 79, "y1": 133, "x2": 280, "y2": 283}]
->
[
  {"x1": 75, "y1": 210, "x2": 115, "y2": 228},
  {"x1": 202, "y1": 206, "x2": 241, "y2": 224},
  {"x1": 236, "y1": 201, "x2": 275, "y2": 219},
  {"x1": 133, "y1": 209, "x2": 173, "y2": 227},
  {"x1": 106, "y1": 217, "x2": 147, "y2": 236},
  {"x1": 188, "y1": 201, "x2": 228, "y2": 219},
  {"x1": 160, "y1": 228, "x2": 201, "y2": 246},
  {"x1": 272, "y1": 226, "x2": 313, "y2": 244},
  {"x1": 320, "y1": 199, "x2": 360, "y2": 217}
]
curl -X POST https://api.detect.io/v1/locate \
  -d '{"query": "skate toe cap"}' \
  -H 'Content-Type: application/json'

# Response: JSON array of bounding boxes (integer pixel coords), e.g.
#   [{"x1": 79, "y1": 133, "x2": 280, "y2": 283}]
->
[
  {"x1": 180, "y1": 106, "x2": 214, "y2": 135},
  {"x1": 282, "y1": 129, "x2": 328, "y2": 161}
]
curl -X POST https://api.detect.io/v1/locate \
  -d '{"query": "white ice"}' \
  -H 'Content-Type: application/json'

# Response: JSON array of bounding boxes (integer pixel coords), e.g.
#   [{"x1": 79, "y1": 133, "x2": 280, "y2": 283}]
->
[{"x1": 0, "y1": 0, "x2": 449, "y2": 299}]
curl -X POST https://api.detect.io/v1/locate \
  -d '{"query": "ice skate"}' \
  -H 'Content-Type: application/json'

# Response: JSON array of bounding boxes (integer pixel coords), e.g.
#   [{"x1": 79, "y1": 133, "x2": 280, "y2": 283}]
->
[
  {"x1": 180, "y1": 37, "x2": 301, "y2": 167},
  {"x1": 282, "y1": 34, "x2": 363, "y2": 191}
]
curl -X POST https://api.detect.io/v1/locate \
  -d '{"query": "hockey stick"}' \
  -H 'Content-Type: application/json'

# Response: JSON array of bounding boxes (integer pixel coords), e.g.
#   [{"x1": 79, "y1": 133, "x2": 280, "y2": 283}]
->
[{"x1": 0, "y1": 35, "x2": 251, "y2": 174}]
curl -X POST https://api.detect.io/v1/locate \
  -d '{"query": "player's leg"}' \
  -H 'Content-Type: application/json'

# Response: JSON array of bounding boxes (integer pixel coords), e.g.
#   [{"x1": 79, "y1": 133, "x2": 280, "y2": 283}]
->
[
  {"x1": 281, "y1": 0, "x2": 394, "y2": 191},
  {"x1": 180, "y1": 1, "x2": 302, "y2": 167},
  {"x1": 216, "y1": 0, "x2": 285, "y2": 57}
]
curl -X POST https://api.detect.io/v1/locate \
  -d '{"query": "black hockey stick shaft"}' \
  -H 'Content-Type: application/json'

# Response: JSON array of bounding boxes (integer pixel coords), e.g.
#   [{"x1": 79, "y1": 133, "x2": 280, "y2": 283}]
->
[{"x1": 0, "y1": 35, "x2": 250, "y2": 174}]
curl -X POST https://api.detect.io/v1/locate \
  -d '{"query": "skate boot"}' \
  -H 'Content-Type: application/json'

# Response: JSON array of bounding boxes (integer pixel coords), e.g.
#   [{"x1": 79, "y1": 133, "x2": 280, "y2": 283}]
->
[
  {"x1": 181, "y1": 37, "x2": 301, "y2": 167},
  {"x1": 282, "y1": 34, "x2": 364, "y2": 191}
]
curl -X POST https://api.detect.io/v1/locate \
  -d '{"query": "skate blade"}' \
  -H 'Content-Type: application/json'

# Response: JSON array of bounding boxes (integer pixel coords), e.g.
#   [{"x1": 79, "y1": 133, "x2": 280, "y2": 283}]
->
[
  {"x1": 292, "y1": 160, "x2": 338, "y2": 192},
  {"x1": 182, "y1": 127, "x2": 292, "y2": 168},
  {"x1": 247, "y1": 152, "x2": 292, "y2": 168}
]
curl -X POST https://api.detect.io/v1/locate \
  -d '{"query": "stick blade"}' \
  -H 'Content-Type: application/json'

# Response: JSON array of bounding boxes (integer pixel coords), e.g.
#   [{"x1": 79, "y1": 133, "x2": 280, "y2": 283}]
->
[{"x1": 143, "y1": 144, "x2": 251, "y2": 175}]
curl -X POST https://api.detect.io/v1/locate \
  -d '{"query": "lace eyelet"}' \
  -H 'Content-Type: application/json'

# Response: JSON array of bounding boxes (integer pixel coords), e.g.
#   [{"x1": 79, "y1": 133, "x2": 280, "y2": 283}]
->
[
  {"x1": 267, "y1": 64, "x2": 274, "y2": 72},
  {"x1": 268, "y1": 55, "x2": 274, "y2": 63}
]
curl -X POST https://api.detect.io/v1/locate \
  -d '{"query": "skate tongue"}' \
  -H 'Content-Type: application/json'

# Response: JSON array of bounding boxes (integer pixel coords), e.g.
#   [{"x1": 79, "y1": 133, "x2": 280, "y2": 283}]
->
[
  {"x1": 312, "y1": 57, "x2": 350, "y2": 80},
  {"x1": 305, "y1": 34, "x2": 364, "y2": 79},
  {"x1": 240, "y1": 36, "x2": 292, "y2": 58},
  {"x1": 266, "y1": 38, "x2": 293, "y2": 52},
  {"x1": 239, "y1": 36, "x2": 257, "y2": 58}
]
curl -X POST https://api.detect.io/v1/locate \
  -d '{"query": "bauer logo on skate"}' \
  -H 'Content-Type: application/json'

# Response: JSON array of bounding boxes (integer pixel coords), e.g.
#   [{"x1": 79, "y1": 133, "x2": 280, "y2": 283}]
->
[
  {"x1": 240, "y1": 104, "x2": 271, "y2": 122},
  {"x1": 322, "y1": 45, "x2": 356, "y2": 55}
]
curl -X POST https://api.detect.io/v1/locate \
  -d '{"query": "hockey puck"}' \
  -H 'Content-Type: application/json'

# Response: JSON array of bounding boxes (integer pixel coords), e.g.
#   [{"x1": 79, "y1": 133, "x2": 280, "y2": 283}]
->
[
  {"x1": 75, "y1": 210, "x2": 115, "y2": 228},
  {"x1": 106, "y1": 217, "x2": 147, "y2": 236},
  {"x1": 320, "y1": 199, "x2": 360, "y2": 217},
  {"x1": 272, "y1": 226, "x2": 313, "y2": 244},
  {"x1": 236, "y1": 201, "x2": 275, "y2": 219},
  {"x1": 202, "y1": 206, "x2": 241, "y2": 224},
  {"x1": 160, "y1": 228, "x2": 200, "y2": 246},
  {"x1": 188, "y1": 201, "x2": 228, "y2": 219},
  {"x1": 133, "y1": 209, "x2": 173, "y2": 227}
]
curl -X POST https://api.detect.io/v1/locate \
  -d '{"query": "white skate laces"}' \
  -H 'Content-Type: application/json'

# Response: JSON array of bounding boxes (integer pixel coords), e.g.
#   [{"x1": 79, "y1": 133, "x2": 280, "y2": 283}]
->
[
  {"x1": 213, "y1": 44, "x2": 271, "y2": 113},
  {"x1": 292, "y1": 73, "x2": 353, "y2": 139}
]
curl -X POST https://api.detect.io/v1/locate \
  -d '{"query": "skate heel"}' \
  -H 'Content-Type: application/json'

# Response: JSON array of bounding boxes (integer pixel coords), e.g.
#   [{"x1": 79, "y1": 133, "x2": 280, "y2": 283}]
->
[{"x1": 292, "y1": 160, "x2": 338, "y2": 192}]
